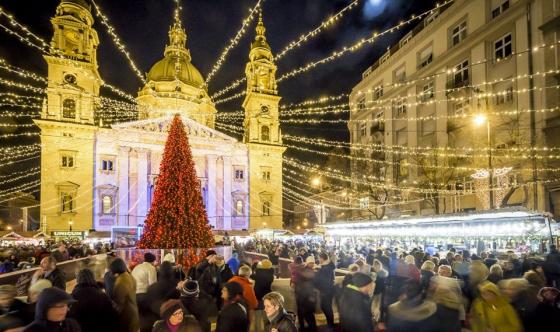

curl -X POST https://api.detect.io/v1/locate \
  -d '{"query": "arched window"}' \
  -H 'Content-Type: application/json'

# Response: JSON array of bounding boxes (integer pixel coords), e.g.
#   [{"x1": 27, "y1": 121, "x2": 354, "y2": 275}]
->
[
  {"x1": 102, "y1": 195, "x2": 113, "y2": 214},
  {"x1": 235, "y1": 200, "x2": 243, "y2": 216},
  {"x1": 261, "y1": 126, "x2": 270, "y2": 142},
  {"x1": 62, "y1": 99, "x2": 76, "y2": 119}
]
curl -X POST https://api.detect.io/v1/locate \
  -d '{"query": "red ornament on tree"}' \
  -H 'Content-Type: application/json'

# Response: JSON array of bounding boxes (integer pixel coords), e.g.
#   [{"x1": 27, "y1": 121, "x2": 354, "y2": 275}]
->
[{"x1": 137, "y1": 115, "x2": 214, "y2": 265}]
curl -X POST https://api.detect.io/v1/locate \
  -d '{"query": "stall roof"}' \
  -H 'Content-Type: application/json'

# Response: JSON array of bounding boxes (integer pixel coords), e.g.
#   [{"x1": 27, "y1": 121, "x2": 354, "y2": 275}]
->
[
  {"x1": 322, "y1": 208, "x2": 548, "y2": 229},
  {"x1": 0, "y1": 231, "x2": 48, "y2": 238}
]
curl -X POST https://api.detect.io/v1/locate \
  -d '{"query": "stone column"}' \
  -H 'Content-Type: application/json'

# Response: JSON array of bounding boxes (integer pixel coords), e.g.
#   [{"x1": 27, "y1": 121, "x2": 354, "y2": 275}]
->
[
  {"x1": 222, "y1": 156, "x2": 232, "y2": 230},
  {"x1": 128, "y1": 150, "x2": 138, "y2": 226},
  {"x1": 118, "y1": 146, "x2": 131, "y2": 226},
  {"x1": 136, "y1": 148, "x2": 149, "y2": 226},
  {"x1": 207, "y1": 155, "x2": 218, "y2": 229}
]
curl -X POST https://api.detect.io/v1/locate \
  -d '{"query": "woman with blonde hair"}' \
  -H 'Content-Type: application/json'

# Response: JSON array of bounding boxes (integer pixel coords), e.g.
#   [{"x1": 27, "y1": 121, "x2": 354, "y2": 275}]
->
[{"x1": 405, "y1": 255, "x2": 420, "y2": 282}]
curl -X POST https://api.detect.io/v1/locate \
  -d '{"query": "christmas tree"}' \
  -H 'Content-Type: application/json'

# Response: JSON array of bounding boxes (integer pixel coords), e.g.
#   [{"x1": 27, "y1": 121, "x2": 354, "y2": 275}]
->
[{"x1": 138, "y1": 115, "x2": 214, "y2": 258}]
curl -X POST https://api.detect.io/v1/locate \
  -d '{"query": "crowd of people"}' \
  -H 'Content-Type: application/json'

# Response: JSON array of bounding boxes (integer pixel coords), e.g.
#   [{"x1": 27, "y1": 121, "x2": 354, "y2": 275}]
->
[{"x1": 0, "y1": 237, "x2": 558, "y2": 331}]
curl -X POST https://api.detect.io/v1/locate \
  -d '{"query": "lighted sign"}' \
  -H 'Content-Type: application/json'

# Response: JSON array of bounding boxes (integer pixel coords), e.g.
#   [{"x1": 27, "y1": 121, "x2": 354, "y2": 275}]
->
[{"x1": 52, "y1": 231, "x2": 84, "y2": 238}]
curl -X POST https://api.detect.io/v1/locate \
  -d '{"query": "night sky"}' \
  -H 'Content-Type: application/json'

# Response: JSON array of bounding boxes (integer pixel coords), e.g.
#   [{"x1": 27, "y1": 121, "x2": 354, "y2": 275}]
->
[{"x1": 0, "y1": 0, "x2": 437, "y2": 202}]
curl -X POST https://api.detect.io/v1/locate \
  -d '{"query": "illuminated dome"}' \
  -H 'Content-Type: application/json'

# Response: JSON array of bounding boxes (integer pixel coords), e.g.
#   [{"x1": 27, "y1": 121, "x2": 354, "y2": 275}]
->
[{"x1": 147, "y1": 56, "x2": 204, "y2": 89}]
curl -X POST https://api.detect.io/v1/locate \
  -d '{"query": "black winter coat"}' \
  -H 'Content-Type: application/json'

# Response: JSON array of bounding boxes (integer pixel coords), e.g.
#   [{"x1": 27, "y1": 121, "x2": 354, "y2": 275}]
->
[
  {"x1": 338, "y1": 286, "x2": 375, "y2": 332},
  {"x1": 264, "y1": 309, "x2": 298, "y2": 332},
  {"x1": 252, "y1": 268, "x2": 274, "y2": 308},
  {"x1": 215, "y1": 300, "x2": 249, "y2": 332},
  {"x1": 45, "y1": 268, "x2": 66, "y2": 291},
  {"x1": 145, "y1": 277, "x2": 180, "y2": 316},
  {"x1": 314, "y1": 261, "x2": 335, "y2": 294},
  {"x1": 198, "y1": 265, "x2": 233, "y2": 299},
  {"x1": 69, "y1": 284, "x2": 119, "y2": 332}
]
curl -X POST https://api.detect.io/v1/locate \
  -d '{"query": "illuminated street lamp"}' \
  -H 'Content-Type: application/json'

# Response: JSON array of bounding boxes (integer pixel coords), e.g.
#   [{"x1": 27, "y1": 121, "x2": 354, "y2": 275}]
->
[
  {"x1": 68, "y1": 220, "x2": 73, "y2": 231},
  {"x1": 473, "y1": 114, "x2": 493, "y2": 209}
]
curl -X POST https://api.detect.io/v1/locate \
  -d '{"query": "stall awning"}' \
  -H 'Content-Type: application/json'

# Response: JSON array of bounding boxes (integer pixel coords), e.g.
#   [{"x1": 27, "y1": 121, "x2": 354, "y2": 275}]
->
[{"x1": 87, "y1": 231, "x2": 111, "y2": 239}]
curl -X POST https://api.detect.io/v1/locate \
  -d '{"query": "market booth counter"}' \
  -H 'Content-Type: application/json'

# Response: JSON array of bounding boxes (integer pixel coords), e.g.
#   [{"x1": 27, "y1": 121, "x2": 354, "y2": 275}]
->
[{"x1": 321, "y1": 208, "x2": 559, "y2": 255}]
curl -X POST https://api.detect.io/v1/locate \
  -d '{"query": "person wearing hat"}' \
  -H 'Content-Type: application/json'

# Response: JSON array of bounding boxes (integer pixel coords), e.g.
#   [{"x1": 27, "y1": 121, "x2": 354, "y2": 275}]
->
[
  {"x1": 179, "y1": 280, "x2": 213, "y2": 332},
  {"x1": 193, "y1": 250, "x2": 217, "y2": 280},
  {"x1": 198, "y1": 255, "x2": 233, "y2": 309},
  {"x1": 338, "y1": 272, "x2": 376, "y2": 332},
  {"x1": 23, "y1": 287, "x2": 80, "y2": 332},
  {"x1": 151, "y1": 299, "x2": 198, "y2": 332},
  {"x1": 216, "y1": 281, "x2": 249, "y2": 332}
]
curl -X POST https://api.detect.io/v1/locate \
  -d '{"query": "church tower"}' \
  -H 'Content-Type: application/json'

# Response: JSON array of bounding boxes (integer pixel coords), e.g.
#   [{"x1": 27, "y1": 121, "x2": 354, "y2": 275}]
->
[
  {"x1": 34, "y1": 0, "x2": 101, "y2": 234},
  {"x1": 242, "y1": 14, "x2": 285, "y2": 230}
]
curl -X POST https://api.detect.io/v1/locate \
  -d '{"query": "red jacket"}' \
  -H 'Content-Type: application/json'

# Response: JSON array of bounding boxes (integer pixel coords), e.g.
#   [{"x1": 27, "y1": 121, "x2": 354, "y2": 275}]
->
[{"x1": 229, "y1": 276, "x2": 258, "y2": 310}]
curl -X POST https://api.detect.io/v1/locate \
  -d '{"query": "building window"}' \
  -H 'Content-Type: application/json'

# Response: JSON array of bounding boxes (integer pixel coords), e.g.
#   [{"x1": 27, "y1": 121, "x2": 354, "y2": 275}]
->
[
  {"x1": 394, "y1": 66, "x2": 406, "y2": 83},
  {"x1": 234, "y1": 168, "x2": 244, "y2": 181},
  {"x1": 492, "y1": 0, "x2": 510, "y2": 18},
  {"x1": 496, "y1": 86, "x2": 514, "y2": 105},
  {"x1": 454, "y1": 100, "x2": 470, "y2": 115},
  {"x1": 62, "y1": 98, "x2": 76, "y2": 119},
  {"x1": 262, "y1": 201, "x2": 271, "y2": 216},
  {"x1": 494, "y1": 33, "x2": 512, "y2": 61},
  {"x1": 359, "y1": 197, "x2": 369, "y2": 209},
  {"x1": 380, "y1": 51, "x2": 390, "y2": 64},
  {"x1": 61, "y1": 154, "x2": 75, "y2": 168},
  {"x1": 61, "y1": 192, "x2": 75, "y2": 213},
  {"x1": 399, "y1": 32, "x2": 412, "y2": 47},
  {"x1": 235, "y1": 200, "x2": 244, "y2": 216},
  {"x1": 393, "y1": 97, "x2": 407, "y2": 117},
  {"x1": 357, "y1": 98, "x2": 366, "y2": 111},
  {"x1": 424, "y1": 10, "x2": 439, "y2": 26},
  {"x1": 420, "y1": 82, "x2": 434, "y2": 102},
  {"x1": 261, "y1": 126, "x2": 270, "y2": 142},
  {"x1": 453, "y1": 59, "x2": 469, "y2": 86},
  {"x1": 101, "y1": 159, "x2": 114, "y2": 172},
  {"x1": 102, "y1": 195, "x2": 113, "y2": 214},
  {"x1": 418, "y1": 46, "x2": 433, "y2": 69},
  {"x1": 373, "y1": 84, "x2": 384, "y2": 100},
  {"x1": 262, "y1": 171, "x2": 271, "y2": 181},
  {"x1": 360, "y1": 123, "x2": 367, "y2": 137},
  {"x1": 451, "y1": 20, "x2": 467, "y2": 46}
]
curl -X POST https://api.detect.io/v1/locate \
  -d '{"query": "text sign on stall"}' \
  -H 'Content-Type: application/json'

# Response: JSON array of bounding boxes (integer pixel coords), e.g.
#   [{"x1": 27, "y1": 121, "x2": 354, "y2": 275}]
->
[{"x1": 51, "y1": 231, "x2": 84, "y2": 239}]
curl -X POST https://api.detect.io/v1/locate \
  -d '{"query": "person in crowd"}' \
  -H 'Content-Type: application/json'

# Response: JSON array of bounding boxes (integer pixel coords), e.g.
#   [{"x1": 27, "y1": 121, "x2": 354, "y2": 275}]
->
[
  {"x1": 341, "y1": 263, "x2": 359, "y2": 288},
  {"x1": 145, "y1": 261, "x2": 180, "y2": 327},
  {"x1": 419, "y1": 260, "x2": 436, "y2": 293},
  {"x1": 198, "y1": 255, "x2": 233, "y2": 308},
  {"x1": 151, "y1": 299, "x2": 196, "y2": 332},
  {"x1": 355, "y1": 258, "x2": 371, "y2": 276},
  {"x1": 229, "y1": 265, "x2": 258, "y2": 310},
  {"x1": 22, "y1": 279, "x2": 52, "y2": 325},
  {"x1": 215, "y1": 281, "x2": 249, "y2": 332},
  {"x1": 523, "y1": 261, "x2": 547, "y2": 289},
  {"x1": 338, "y1": 272, "x2": 376, "y2": 332},
  {"x1": 193, "y1": 250, "x2": 216, "y2": 280},
  {"x1": 315, "y1": 252, "x2": 335, "y2": 330},
  {"x1": 252, "y1": 259, "x2": 275, "y2": 332},
  {"x1": 109, "y1": 257, "x2": 139, "y2": 332},
  {"x1": 69, "y1": 268, "x2": 118, "y2": 332},
  {"x1": 372, "y1": 259, "x2": 388, "y2": 320},
  {"x1": 404, "y1": 255, "x2": 420, "y2": 281},
  {"x1": 499, "y1": 278, "x2": 539, "y2": 332},
  {"x1": 484, "y1": 253, "x2": 498, "y2": 269},
  {"x1": 50, "y1": 244, "x2": 68, "y2": 263},
  {"x1": 488, "y1": 263, "x2": 504, "y2": 284},
  {"x1": 262, "y1": 292, "x2": 297, "y2": 332},
  {"x1": 431, "y1": 268, "x2": 464, "y2": 332},
  {"x1": 543, "y1": 246, "x2": 560, "y2": 287},
  {"x1": 532, "y1": 287, "x2": 560, "y2": 332},
  {"x1": 466, "y1": 260, "x2": 489, "y2": 301},
  {"x1": 288, "y1": 256, "x2": 303, "y2": 288},
  {"x1": 31, "y1": 257, "x2": 66, "y2": 291},
  {"x1": 179, "y1": 280, "x2": 213, "y2": 332},
  {"x1": 131, "y1": 252, "x2": 157, "y2": 295},
  {"x1": 451, "y1": 254, "x2": 469, "y2": 279},
  {"x1": 23, "y1": 287, "x2": 80, "y2": 332},
  {"x1": 227, "y1": 252, "x2": 240, "y2": 275},
  {"x1": 0, "y1": 284, "x2": 29, "y2": 330},
  {"x1": 294, "y1": 256, "x2": 317, "y2": 332},
  {"x1": 470, "y1": 281, "x2": 522, "y2": 332}
]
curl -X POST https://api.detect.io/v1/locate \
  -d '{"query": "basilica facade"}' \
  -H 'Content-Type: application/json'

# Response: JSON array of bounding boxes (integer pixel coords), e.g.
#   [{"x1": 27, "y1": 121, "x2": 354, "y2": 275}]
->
[{"x1": 34, "y1": 0, "x2": 284, "y2": 234}]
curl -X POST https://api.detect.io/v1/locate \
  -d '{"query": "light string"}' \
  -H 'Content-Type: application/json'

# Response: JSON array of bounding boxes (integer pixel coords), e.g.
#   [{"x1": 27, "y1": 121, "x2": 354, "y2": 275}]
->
[
  {"x1": 205, "y1": 0, "x2": 264, "y2": 85},
  {"x1": 90, "y1": 0, "x2": 146, "y2": 84}
]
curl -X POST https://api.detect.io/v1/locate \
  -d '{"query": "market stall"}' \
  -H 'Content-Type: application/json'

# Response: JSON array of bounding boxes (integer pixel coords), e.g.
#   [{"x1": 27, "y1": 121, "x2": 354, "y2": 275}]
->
[{"x1": 321, "y1": 208, "x2": 559, "y2": 255}]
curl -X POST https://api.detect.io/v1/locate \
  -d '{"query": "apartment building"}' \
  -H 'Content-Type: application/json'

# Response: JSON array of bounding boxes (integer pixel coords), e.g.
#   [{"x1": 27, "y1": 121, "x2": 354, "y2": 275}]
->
[{"x1": 349, "y1": 0, "x2": 560, "y2": 218}]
